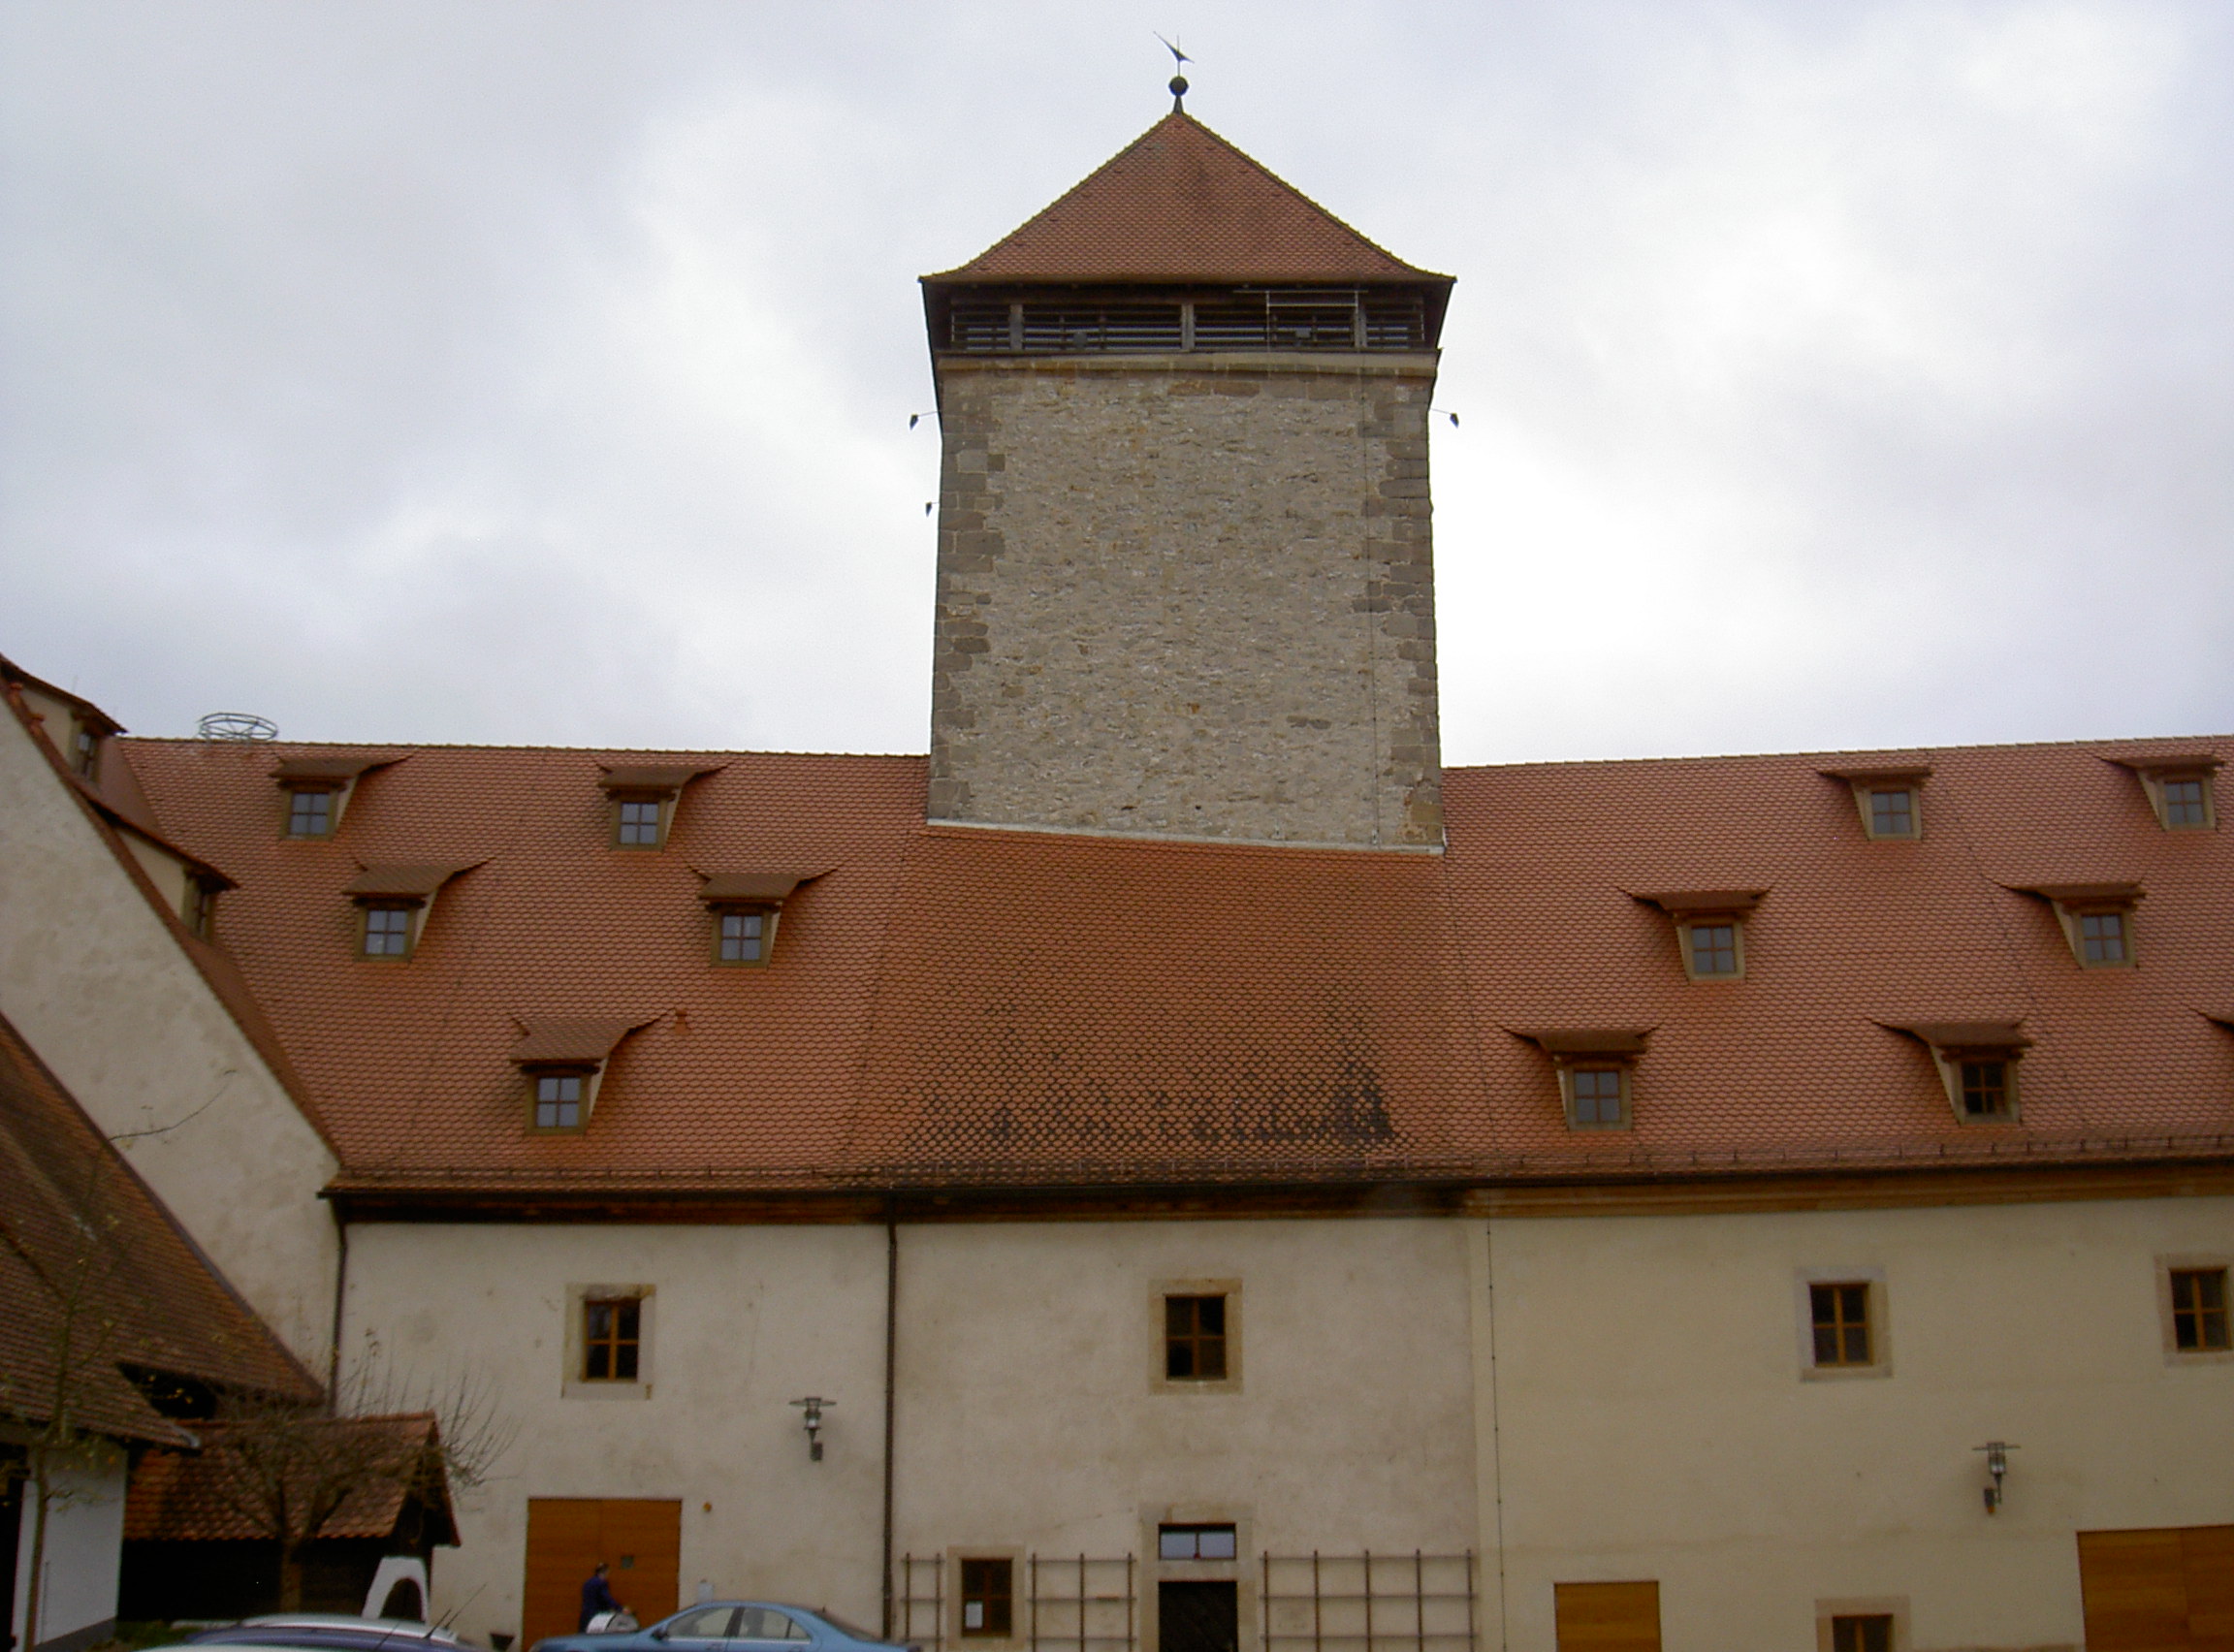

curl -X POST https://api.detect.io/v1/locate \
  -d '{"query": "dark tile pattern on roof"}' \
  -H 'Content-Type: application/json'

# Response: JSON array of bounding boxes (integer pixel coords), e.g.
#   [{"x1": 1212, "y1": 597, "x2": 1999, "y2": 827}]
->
[
  {"x1": 123, "y1": 1413, "x2": 449, "y2": 1542},
  {"x1": 927, "y1": 112, "x2": 1446, "y2": 286},
  {"x1": 115, "y1": 734, "x2": 2234, "y2": 1194},
  {"x1": 0, "y1": 1015, "x2": 320, "y2": 1445}
]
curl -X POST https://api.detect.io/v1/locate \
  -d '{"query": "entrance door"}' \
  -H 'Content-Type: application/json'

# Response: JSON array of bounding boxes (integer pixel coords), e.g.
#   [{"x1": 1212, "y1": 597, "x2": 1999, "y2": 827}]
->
[
  {"x1": 2077, "y1": 1526, "x2": 2234, "y2": 1652},
  {"x1": 1160, "y1": 1581, "x2": 1238, "y2": 1652},
  {"x1": 523, "y1": 1498, "x2": 683, "y2": 1649},
  {"x1": 1552, "y1": 1581, "x2": 1661, "y2": 1652}
]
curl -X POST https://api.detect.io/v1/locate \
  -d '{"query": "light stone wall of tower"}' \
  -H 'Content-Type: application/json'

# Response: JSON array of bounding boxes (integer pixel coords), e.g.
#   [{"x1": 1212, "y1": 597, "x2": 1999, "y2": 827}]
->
[{"x1": 927, "y1": 353, "x2": 1444, "y2": 847}]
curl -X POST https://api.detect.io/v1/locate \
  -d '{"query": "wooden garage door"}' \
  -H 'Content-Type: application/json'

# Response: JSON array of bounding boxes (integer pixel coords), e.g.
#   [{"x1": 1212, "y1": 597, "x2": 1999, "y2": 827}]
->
[
  {"x1": 2078, "y1": 1526, "x2": 2234, "y2": 1652},
  {"x1": 524, "y1": 1497, "x2": 682, "y2": 1649},
  {"x1": 1553, "y1": 1581, "x2": 1661, "y2": 1652}
]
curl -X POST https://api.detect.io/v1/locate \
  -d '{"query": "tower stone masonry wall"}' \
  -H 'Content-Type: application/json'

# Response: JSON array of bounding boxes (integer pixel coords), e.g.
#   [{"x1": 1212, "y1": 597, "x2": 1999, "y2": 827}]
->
[{"x1": 927, "y1": 352, "x2": 1445, "y2": 847}]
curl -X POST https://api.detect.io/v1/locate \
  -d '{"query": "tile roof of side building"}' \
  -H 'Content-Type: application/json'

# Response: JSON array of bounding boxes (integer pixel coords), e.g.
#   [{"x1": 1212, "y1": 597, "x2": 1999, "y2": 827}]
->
[
  {"x1": 111, "y1": 733, "x2": 2234, "y2": 1202},
  {"x1": 0, "y1": 1013, "x2": 322, "y2": 1446}
]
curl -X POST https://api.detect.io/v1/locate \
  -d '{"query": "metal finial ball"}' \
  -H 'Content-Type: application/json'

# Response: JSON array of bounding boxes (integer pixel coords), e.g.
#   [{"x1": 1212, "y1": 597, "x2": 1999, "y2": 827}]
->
[{"x1": 1169, "y1": 74, "x2": 1189, "y2": 100}]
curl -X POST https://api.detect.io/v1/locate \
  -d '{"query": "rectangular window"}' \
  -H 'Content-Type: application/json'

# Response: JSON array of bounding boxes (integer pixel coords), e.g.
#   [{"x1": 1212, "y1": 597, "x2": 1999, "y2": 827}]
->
[
  {"x1": 1867, "y1": 789, "x2": 1915, "y2": 839},
  {"x1": 2079, "y1": 910, "x2": 2128, "y2": 966},
  {"x1": 71, "y1": 721, "x2": 101, "y2": 779},
  {"x1": 534, "y1": 1072, "x2": 586, "y2": 1129},
  {"x1": 717, "y1": 907, "x2": 768, "y2": 964},
  {"x1": 181, "y1": 878, "x2": 217, "y2": 939},
  {"x1": 960, "y1": 1559, "x2": 1012, "y2": 1637},
  {"x1": 287, "y1": 787, "x2": 335, "y2": 838},
  {"x1": 1688, "y1": 922, "x2": 1740, "y2": 977},
  {"x1": 1959, "y1": 1060, "x2": 2011, "y2": 1118},
  {"x1": 1569, "y1": 1066, "x2": 1626, "y2": 1128},
  {"x1": 1831, "y1": 1615, "x2": 1893, "y2": 1652},
  {"x1": 1810, "y1": 1283, "x2": 1872, "y2": 1368},
  {"x1": 2158, "y1": 775, "x2": 2213, "y2": 829},
  {"x1": 361, "y1": 904, "x2": 414, "y2": 958},
  {"x1": 582, "y1": 1296, "x2": 641, "y2": 1381},
  {"x1": 2171, "y1": 1268, "x2": 2229, "y2": 1351},
  {"x1": 615, "y1": 796, "x2": 664, "y2": 847},
  {"x1": 1158, "y1": 1525, "x2": 1237, "y2": 1561},
  {"x1": 1165, "y1": 1294, "x2": 1228, "y2": 1381}
]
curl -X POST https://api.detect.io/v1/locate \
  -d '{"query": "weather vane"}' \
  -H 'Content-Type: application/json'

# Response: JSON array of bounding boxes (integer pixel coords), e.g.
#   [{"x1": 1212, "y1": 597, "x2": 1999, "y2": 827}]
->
[{"x1": 1155, "y1": 33, "x2": 1191, "y2": 111}]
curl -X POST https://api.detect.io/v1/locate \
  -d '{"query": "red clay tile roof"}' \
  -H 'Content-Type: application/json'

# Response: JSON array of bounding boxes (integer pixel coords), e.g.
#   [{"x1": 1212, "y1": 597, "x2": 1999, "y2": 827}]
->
[
  {"x1": 0, "y1": 1014, "x2": 322, "y2": 1445},
  {"x1": 112, "y1": 733, "x2": 2234, "y2": 1195},
  {"x1": 926, "y1": 112, "x2": 1446, "y2": 286},
  {"x1": 124, "y1": 1413, "x2": 454, "y2": 1542}
]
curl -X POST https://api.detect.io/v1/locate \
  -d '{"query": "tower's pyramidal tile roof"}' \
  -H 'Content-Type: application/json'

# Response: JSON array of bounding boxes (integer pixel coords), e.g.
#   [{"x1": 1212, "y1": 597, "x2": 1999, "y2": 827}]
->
[{"x1": 928, "y1": 111, "x2": 1448, "y2": 285}]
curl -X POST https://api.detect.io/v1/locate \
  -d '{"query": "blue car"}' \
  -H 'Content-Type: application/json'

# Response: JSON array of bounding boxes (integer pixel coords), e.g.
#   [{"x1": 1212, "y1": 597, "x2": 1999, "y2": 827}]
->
[{"x1": 530, "y1": 1603, "x2": 915, "y2": 1652}]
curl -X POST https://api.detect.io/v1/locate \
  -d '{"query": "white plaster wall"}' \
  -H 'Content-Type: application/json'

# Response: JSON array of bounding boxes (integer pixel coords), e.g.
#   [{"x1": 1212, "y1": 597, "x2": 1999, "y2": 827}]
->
[
  {"x1": 10, "y1": 1443, "x2": 126, "y2": 1650},
  {"x1": 892, "y1": 1218, "x2": 1479, "y2": 1557},
  {"x1": 341, "y1": 1223, "x2": 893, "y2": 1645},
  {"x1": 1476, "y1": 1194, "x2": 2234, "y2": 1652},
  {"x1": 0, "y1": 709, "x2": 340, "y2": 1366}
]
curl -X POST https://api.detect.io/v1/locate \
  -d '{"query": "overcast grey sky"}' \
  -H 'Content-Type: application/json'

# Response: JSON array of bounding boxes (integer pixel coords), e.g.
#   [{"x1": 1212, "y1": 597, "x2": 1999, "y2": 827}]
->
[{"x1": 2, "y1": 0, "x2": 2228, "y2": 763}]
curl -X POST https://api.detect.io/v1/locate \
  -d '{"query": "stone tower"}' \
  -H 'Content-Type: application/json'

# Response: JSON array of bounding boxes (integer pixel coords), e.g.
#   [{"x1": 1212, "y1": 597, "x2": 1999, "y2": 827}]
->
[{"x1": 922, "y1": 111, "x2": 1452, "y2": 848}]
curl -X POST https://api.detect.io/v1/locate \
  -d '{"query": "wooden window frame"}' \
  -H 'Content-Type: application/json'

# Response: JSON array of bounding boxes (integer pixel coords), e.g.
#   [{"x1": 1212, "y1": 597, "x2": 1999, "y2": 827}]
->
[
  {"x1": 610, "y1": 791, "x2": 674, "y2": 850},
  {"x1": 528, "y1": 1066, "x2": 594, "y2": 1133},
  {"x1": 1796, "y1": 1268, "x2": 1891, "y2": 1381},
  {"x1": 581, "y1": 1294, "x2": 643, "y2": 1382},
  {"x1": 1861, "y1": 785, "x2": 1920, "y2": 841},
  {"x1": 357, "y1": 899, "x2": 422, "y2": 961},
  {"x1": 1815, "y1": 1600, "x2": 1906, "y2": 1652},
  {"x1": 285, "y1": 784, "x2": 339, "y2": 840},
  {"x1": 180, "y1": 876, "x2": 220, "y2": 940},
  {"x1": 1678, "y1": 917, "x2": 1746, "y2": 982},
  {"x1": 1152, "y1": 1279, "x2": 1241, "y2": 1394},
  {"x1": 2158, "y1": 1255, "x2": 2234, "y2": 1364},
  {"x1": 69, "y1": 718, "x2": 102, "y2": 781},
  {"x1": 2132, "y1": 766, "x2": 2219, "y2": 831},
  {"x1": 562, "y1": 1284, "x2": 655, "y2": 1400},
  {"x1": 711, "y1": 903, "x2": 779, "y2": 968},
  {"x1": 956, "y1": 1556, "x2": 1016, "y2": 1640},
  {"x1": 1557, "y1": 1061, "x2": 1632, "y2": 1131}
]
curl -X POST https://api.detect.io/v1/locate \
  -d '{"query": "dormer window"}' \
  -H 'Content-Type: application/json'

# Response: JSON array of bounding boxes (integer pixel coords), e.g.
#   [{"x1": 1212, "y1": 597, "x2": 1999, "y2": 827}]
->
[
  {"x1": 717, "y1": 907, "x2": 770, "y2": 964},
  {"x1": 2018, "y1": 883, "x2": 2144, "y2": 970},
  {"x1": 512, "y1": 1017, "x2": 650, "y2": 1133},
  {"x1": 343, "y1": 863, "x2": 478, "y2": 962},
  {"x1": 361, "y1": 903, "x2": 416, "y2": 959},
  {"x1": 273, "y1": 755, "x2": 400, "y2": 840},
  {"x1": 697, "y1": 870, "x2": 826, "y2": 967},
  {"x1": 2106, "y1": 754, "x2": 2220, "y2": 831},
  {"x1": 288, "y1": 787, "x2": 335, "y2": 838},
  {"x1": 1514, "y1": 1030, "x2": 1650, "y2": 1130},
  {"x1": 69, "y1": 718, "x2": 103, "y2": 780},
  {"x1": 596, "y1": 764, "x2": 723, "y2": 851},
  {"x1": 180, "y1": 875, "x2": 220, "y2": 939},
  {"x1": 1885, "y1": 1023, "x2": 2030, "y2": 1124},
  {"x1": 1820, "y1": 764, "x2": 1931, "y2": 841},
  {"x1": 532, "y1": 1070, "x2": 590, "y2": 1131},
  {"x1": 1635, "y1": 890, "x2": 1766, "y2": 983}
]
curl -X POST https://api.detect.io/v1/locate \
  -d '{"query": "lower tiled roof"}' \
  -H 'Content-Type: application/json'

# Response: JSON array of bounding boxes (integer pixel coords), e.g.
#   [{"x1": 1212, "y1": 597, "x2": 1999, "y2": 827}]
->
[
  {"x1": 123, "y1": 1413, "x2": 450, "y2": 1542},
  {"x1": 0, "y1": 1015, "x2": 320, "y2": 1445}
]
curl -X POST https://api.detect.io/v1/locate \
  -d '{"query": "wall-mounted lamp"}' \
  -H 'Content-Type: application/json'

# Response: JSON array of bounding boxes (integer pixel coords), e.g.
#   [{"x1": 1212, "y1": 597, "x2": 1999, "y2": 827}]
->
[
  {"x1": 1974, "y1": 1440, "x2": 2019, "y2": 1513},
  {"x1": 790, "y1": 1395, "x2": 835, "y2": 1461}
]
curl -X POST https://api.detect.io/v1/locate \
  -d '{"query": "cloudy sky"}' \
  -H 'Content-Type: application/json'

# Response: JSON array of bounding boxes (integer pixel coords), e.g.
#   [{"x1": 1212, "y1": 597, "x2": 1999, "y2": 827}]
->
[{"x1": 2, "y1": 0, "x2": 2228, "y2": 764}]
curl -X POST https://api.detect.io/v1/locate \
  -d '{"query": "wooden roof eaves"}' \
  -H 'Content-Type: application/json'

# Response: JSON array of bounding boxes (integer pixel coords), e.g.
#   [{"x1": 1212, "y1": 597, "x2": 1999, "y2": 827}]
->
[{"x1": 2, "y1": 690, "x2": 345, "y2": 1163}]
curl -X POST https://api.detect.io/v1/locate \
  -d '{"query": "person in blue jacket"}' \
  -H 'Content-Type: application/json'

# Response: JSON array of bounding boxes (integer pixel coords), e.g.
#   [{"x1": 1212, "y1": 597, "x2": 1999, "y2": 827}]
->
[{"x1": 579, "y1": 1563, "x2": 625, "y2": 1631}]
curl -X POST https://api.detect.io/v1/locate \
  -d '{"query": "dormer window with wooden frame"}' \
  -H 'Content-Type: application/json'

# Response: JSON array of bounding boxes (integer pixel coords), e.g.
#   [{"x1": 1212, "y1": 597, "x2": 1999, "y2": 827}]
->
[
  {"x1": 697, "y1": 870, "x2": 825, "y2": 967},
  {"x1": 1515, "y1": 1029, "x2": 1650, "y2": 1130},
  {"x1": 180, "y1": 874, "x2": 221, "y2": 940},
  {"x1": 2019, "y1": 883, "x2": 2144, "y2": 970},
  {"x1": 343, "y1": 863, "x2": 479, "y2": 963},
  {"x1": 513, "y1": 1016, "x2": 651, "y2": 1134},
  {"x1": 1635, "y1": 890, "x2": 1767, "y2": 982},
  {"x1": 1821, "y1": 764, "x2": 1931, "y2": 841},
  {"x1": 1886, "y1": 1023, "x2": 2030, "y2": 1124},
  {"x1": 2107, "y1": 754, "x2": 2219, "y2": 831},
  {"x1": 68, "y1": 713, "x2": 114, "y2": 781},
  {"x1": 273, "y1": 755, "x2": 399, "y2": 840},
  {"x1": 596, "y1": 764, "x2": 723, "y2": 851}
]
